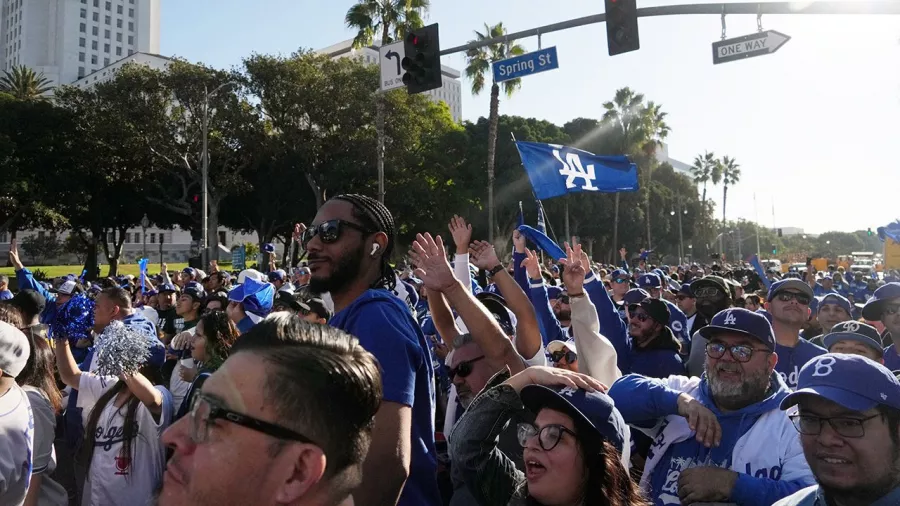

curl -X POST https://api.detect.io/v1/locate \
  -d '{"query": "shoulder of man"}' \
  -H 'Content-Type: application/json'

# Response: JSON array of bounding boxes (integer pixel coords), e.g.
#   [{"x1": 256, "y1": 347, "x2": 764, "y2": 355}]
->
[{"x1": 772, "y1": 485, "x2": 819, "y2": 506}]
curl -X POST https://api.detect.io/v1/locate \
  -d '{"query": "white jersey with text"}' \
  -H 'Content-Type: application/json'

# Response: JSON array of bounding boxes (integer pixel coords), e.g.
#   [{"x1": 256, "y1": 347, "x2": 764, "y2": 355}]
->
[{"x1": 0, "y1": 383, "x2": 33, "y2": 506}]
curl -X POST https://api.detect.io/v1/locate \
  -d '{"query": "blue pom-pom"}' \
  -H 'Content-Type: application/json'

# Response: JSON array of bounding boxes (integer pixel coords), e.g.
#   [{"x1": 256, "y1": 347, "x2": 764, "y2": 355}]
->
[{"x1": 50, "y1": 294, "x2": 95, "y2": 344}]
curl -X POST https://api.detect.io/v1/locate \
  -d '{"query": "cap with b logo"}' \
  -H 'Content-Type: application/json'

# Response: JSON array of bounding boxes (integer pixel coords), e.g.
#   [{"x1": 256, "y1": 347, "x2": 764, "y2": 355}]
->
[
  {"x1": 698, "y1": 307, "x2": 776, "y2": 351},
  {"x1": 822, "y1": 321, "x2": 883, "y2": 355},
  {"x1": 781, "y1": 353, "x2": 900, "y2": 412}
]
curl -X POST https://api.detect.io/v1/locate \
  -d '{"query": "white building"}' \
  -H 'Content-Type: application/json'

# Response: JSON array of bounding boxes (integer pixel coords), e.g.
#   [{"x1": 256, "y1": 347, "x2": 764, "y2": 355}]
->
[
  {"x1": 1, "y1": 0, "x2": 160, "y2": 86},
  {"x1": 655, "y1": 143, "x2": 693, "y2": 176},
  {"x1": 318, "y1": 39, "x2": 463, "y2": 122},
  {"x1": 71, "y1": 50, "x2": 170, "y2": 88}
]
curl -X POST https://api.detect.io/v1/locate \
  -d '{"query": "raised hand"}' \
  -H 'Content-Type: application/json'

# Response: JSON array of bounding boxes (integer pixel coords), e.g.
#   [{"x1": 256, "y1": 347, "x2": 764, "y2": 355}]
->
[
  {"x1": 409, "y1": 233, "x2": 458, "y2": 293},
  {"x1": 293, "y1": 223, "x2": 307, "y2": 244},
  {"x1": 520, "y1": 249, "x2": 542, "y2": 280},
  {"x1": 468, "y1": 240, "x2": 502, "y2": 271},
  {"x1": 7, "y1": 238, "x2": 23, "y2": 270},
  {"x1": 448, "y1": 215, "x2": 473, "y2": 255},
  {"x1": 560, "y1": 242, "x2": 586, "y2": 293},
  {"x1": 512, "y1": 229, "x2": 527, "y2": 254},
  {"x1": 504, "y1": 365, "x2": 607, "y2": 393},
  {"x1": 619, "y1": 247, "x2": 627, "y2": 260}
]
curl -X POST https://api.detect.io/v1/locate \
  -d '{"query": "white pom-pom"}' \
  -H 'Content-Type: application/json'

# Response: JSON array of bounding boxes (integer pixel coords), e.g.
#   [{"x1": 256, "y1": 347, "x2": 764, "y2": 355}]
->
[{"x1": 95, "y1": 320, "x2": 151, "y2": 377}]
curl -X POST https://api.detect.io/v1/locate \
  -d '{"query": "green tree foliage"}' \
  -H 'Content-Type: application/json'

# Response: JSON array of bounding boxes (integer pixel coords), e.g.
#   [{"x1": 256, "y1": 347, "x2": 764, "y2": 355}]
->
[
  {"x1": 20, "y1": 234, "x2": 62, "y2": 264},
  {"x1": 0, "y1": 65, "x2": 53, "y2": 101}
]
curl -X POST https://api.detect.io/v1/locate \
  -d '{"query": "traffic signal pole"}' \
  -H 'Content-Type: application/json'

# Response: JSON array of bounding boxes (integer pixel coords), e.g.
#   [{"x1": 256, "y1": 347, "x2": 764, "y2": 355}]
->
[{"x1": 439, "y1": 1, "x2": 900, "y2": 56}]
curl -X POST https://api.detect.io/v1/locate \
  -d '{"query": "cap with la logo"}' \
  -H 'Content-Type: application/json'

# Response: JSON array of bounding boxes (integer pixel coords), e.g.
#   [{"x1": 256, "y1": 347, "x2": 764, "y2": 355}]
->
[
  {"x1": 780, "y1": 353, "x2": 900, "y2": 412},
  {"x1": 822, "y1": 321, "x2": 883, "y2": 355},
  {"x1": 698, "y1": 307, "x2": 776, "y2": 351}
]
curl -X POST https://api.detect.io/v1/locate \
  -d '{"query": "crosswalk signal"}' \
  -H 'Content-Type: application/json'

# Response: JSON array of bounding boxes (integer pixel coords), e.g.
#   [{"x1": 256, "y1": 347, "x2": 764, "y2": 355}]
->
[
  {"x1": 605, "y1": 0, "x2": 640, "y2": 56},
  {"x1": 402, "y1": 23, "x2": 442, "y2": 94}
]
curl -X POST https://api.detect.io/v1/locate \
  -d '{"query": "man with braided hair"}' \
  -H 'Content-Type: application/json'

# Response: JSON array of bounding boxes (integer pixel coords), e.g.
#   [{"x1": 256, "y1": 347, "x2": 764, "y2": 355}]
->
[{"x1": 299, "y1": 194, "x2": 440, "y2": 506}]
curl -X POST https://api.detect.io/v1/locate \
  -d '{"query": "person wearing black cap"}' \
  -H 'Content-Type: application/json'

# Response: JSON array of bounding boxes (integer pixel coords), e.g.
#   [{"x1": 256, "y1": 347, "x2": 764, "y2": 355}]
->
[
  {"x1": 863, "y1": 282, "x2": 900, "y2": 369},
  {"x1": 821, "y1": 321, "x2": 885, "y2": 363},
  {"x1": 610, "y1": 308, "x2": 816, "y2": 505},
  {"x1": 450, "y1": 366, "x2": 646, "y2": 506},
  {"x1": 775, "y1": 354, "x2": 900, "y2": 505},
  {"x1": 10, "y1": 289, "x2": 46, "y2": 328},
  {"x1": 676, "y1": 282, "x2": 701, "y2": 335}
]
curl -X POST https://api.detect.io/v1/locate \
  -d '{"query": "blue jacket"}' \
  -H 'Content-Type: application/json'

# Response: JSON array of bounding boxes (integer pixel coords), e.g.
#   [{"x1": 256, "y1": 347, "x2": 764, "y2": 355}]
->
[
  {"x1": 527, "y1": 278, "x2": 570, "y2": 346},
  {"x1": 15, "y1": 268, "x2": 59, "y2": 324},
  {"x1": 610, "y1": 373, "x2": 814, "y2": 506}
]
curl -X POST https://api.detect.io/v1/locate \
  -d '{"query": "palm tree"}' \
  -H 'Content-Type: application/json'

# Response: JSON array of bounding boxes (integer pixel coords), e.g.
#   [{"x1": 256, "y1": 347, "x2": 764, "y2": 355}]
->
[
  {"x1": 345, "y1": 0, "x2": 429, "y2": 203},
  {"x1": 719, "y1": 155, "x2": 741, "y2": 227},
  {"x1": 637, "y1": 101, "x2": 669, "y2": 249},
  {"x1": 0, "y1": 65, "x2": 53, "y2": 100},
  {"x1": 689, "y1": 151, "x2": 719, "y2": 205},
  {"x1": 465, "y1": 22, "x2": 525, "y2": 244}
]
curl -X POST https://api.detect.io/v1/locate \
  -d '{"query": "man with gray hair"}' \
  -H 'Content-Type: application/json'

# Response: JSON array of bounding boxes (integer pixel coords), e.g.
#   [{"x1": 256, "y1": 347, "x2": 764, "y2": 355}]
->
[{"x1": 0, "y1": 274, "x2": 11, "y2": 300}]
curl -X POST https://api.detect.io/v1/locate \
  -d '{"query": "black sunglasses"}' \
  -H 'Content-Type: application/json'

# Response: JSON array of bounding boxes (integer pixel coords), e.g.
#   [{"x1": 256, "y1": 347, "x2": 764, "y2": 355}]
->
[
  {"x1": 627, "y1": 305, "x2": 651, "y2": 322},
  {"x1": 556, "y1": 295, "x2": 570, "y2": 304},
  {"x1": 775, "y1": 291, "x2": 811, "y2": 306},
  {"x1": 550, "y1": 350, "x2": 577, "y2": 364},
  {"x1": 300, "y1": 219, "x2": 374, "y2": 248},
  {"x1": 189, "y1": 393, "x2": 317, "y2": 445},
  {"x1": 448, "y1": 356, "x2": 485, "y2": 381}
]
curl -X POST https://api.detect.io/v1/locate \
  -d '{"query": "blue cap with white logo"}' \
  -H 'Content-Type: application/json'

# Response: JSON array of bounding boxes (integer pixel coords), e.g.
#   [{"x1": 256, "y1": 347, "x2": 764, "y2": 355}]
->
[
  {"x1": 861, "y1": 282, "x2": 900, "y2": 321},
  {"x1": 822, "y1": 321, "x2": 883, "y2": 355},
  {"x1": 637, "y1": 273, "x2": 661, "y2": 289},
  {"x1": 698, "y1": 307, "x2": 776, "y2": 351},
  {"x1": 781, "y1": 353, "x2": 900, "y2": 412}
]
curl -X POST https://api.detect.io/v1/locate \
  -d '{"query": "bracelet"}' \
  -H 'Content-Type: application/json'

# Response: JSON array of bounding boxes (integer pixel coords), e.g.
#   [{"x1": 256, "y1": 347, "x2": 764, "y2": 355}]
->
[
  {"x1": 488, "y1": 264, "x2": 505, "y2": 277},
  {"x1": 568, "y1": 292, "x2": 586, "y2": 298}
]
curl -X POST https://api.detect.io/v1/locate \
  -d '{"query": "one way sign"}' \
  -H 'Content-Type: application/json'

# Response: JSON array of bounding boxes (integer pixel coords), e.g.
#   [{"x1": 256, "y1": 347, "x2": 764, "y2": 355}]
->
[{"x1": 712, "y1": 30, "x2": 790, "y2": 65}]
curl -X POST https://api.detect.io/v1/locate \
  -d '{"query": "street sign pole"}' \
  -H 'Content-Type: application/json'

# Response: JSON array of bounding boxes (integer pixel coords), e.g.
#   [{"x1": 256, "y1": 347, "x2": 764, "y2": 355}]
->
[{"x1": 377, "y1": 41, "x2": 407, "y2": 203}]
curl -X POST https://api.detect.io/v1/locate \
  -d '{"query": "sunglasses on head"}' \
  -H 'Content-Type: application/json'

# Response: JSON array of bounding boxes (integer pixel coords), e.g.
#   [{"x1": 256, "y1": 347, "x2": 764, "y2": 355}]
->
[
  {"x1": 448, "y1": 356, "x2": 485, "y2": 381},
  {"x1": 556, "y1": 295, "x2": 570, "y2": 304},
  {"x1": 775, "y1": 291, "x2": 811, "y2": 305},
  {"x1": 550, "y1": 350, "x2": 577, "y2": 364},
  {"x1": 300, "y1": 219, "x2": 374, "y2": 248}
]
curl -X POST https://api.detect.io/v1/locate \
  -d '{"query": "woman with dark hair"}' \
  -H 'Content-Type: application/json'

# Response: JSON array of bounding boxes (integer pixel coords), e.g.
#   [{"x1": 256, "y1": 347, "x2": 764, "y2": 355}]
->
[
  {"x1": 451, "y1": 366, "x2": 649, "y2": 506},
  {"x1": 175, "y1": 310, "x2": 238, "y2": 419}
]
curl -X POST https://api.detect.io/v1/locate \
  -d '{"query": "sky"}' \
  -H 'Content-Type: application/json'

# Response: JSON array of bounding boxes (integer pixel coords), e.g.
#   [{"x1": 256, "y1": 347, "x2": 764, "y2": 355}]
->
[{"x1": 159, "y1": 0, "x2": 900, "y2": 234}]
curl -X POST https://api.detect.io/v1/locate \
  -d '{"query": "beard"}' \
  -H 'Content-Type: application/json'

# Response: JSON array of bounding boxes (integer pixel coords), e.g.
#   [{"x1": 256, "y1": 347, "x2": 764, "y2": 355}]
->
[
  {"x1": 697, "y1": 299, "x2": 727, "y2": 319},
  {"x1": 555, "y1": 309, "x2": 572, "y2": 321},
  {"x1": 308, "y1": 243, "x2": 365, "y2": 295},
  {"x1": 820, "y1": 449, "x2": 900, "y2": 504},
  {"x1": 706, "y1": 362, "x2": 771, "y2": 411}
]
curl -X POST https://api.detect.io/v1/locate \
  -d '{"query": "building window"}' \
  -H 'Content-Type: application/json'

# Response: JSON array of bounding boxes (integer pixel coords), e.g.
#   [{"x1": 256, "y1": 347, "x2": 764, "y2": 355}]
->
[
  {"x1": 128, "y1": 8, "x2": 134, "y2": 17},
  {"x1": 116, "y1": 32, "x2": 121, "y2": 42},
  {"x1": 104, "y1": 29, "x2": 110, "y2": 39},
  {"x1": 105, "y1": 1, "x2": 111, "y2": 11},
  {"x1": 104, "y1": 43, "x2": 109, "y2": 53},
  {"x1": 79, "y1": 52, "x2": 85, "y2": 62},
  {"x1": 116, "y1": 46, "x2": 121, "y2": 56},
  {"x1": 81, "y1": 0, "x2": 86, "y2": 4},
  {"x1": 117, "y1": 19, "x2": 122, "y2": 28},
  {"x1": 93, "y1": 0, "x2": 98, "y2": 6},
  {"x1": 106, "y1": 232, "x2": 114, "y2": 243},
  {"x1": 218, "y1": 231, "x2": 227, "y2": 245},
  {"x1": 92, "y1": 26, "x2": 98, "y2": 35},
  {"x1": 127, "y1": 35, "x2": 133, "y2": 44},
  {"x1": 93, "y1": 12, "x2": 98, "y2": 21},
  {"x1": 79, "y1": 37, "x2": 86, "y2": 47},
  {"x1": 91, "y1": 54, "x2": 97, "y2": 64},
  {"x1": 104, "y1": 57, "x2": 109, "y2": 66},
  {"x1": 134, "y1": 233, "x2": 140, "y2": 243},
  {"x1": 105, "y1": 15, "x2": 110, "y2": 25},
  {"x1": 150, "y1": 233, "x2": 156, "y2": 244},
  {"x1": 0, "y1": 233, "x2": 6, "y2": 243},
  {"x1": 124, "y1": 234, "x2": 130, "y2": 244},
  {"x1": 80, "y1": 22, "x2": 86, "y2": 32},
  {"x1": 117, "y1": 4, "x2": 123, "y2": 14},
  {"x1": 127, "y1": 49, "x2": 133, "y2": 55},
  {"x1": 128, "y1": 21, "x2": 134, "y2": 31},
  {"x1": 80, "y1": 8, "x2": 87, "y2": 18},
  {"x1": 92, "y1": 40, "x2": 98, "y2": 50}
]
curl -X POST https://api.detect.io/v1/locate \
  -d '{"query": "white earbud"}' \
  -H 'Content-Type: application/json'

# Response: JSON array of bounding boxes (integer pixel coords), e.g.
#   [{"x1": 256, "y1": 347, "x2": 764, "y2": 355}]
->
[{"x1": 371, "y1": 244, "x2": 380, "y2": 256}]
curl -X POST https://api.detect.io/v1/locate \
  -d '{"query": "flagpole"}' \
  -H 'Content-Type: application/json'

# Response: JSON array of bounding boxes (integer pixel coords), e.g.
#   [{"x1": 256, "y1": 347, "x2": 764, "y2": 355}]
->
[{"x1": 754, "y1": 193, "x2": 761, "y2": 258}]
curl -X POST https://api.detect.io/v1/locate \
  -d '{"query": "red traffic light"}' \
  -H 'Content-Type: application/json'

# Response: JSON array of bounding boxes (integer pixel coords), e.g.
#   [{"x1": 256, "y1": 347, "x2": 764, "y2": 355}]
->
[{"x1": 407, "y1": 32, "x2": 427, "y2": 49}]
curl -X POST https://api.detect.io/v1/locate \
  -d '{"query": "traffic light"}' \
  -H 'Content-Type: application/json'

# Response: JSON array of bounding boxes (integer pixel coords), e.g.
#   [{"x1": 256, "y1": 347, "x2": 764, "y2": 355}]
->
[
  {"x1": 867, "y1": 228, "x2": 873, "y2": 236},
  {"x1": 771, "y1": 244, "x2": 777, "y2": 255},
  {"x1": 402, "y1": 23, "x2": 442, "y2": 94},
  {"x1": 605, "y1": 0, "x2": 640, "y2": 56}
]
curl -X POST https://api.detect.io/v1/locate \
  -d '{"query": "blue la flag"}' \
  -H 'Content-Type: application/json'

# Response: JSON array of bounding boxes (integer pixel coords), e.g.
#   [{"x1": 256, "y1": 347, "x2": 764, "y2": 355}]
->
[
  {"x1": 749, "y1": 255, "x2": 772, "y2": 290},
  {"x1": 877, "y1": 220, "x2": 900, "y2": 243},
  {"x1": 517, "y1": 225, "x2": 566, "y2": 261},
  {"x1": 515, "y1": 141, "x2": 638, "y2": 200},
  {"x1": 536, "y1": 200, "x2": 546, "y2": 235}
]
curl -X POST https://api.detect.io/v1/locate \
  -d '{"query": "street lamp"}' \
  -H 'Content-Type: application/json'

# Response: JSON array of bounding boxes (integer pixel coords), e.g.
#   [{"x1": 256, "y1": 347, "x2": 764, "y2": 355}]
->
[
  {"x1": 201, "y1": 80, "x2": 238, "y2": 269},
  {"x1": 140, "y1": 213, "x2": 149, "y2": 261}
]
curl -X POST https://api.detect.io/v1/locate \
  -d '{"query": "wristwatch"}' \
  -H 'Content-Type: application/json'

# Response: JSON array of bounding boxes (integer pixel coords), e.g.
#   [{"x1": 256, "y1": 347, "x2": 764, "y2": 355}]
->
[{"x1": 488, "y1": 264, "x2": 505, "y2": 277}]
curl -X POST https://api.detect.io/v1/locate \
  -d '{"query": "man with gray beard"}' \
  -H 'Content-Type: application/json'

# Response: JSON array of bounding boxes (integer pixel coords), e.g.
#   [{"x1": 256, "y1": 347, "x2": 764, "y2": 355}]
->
[{"x1": 609, "y1": 308, "x2": 815, "y2": 506}]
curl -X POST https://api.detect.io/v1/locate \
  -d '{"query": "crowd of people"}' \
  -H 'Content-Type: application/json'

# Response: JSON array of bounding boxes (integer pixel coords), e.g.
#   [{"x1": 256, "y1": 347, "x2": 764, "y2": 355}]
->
[{"x1": 1, "y1": 193, "x2": 900, "y2": 506}]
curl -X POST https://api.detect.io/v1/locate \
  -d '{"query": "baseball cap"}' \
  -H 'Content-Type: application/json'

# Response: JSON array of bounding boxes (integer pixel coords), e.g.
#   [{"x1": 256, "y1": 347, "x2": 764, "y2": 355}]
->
[
  {"x1": 51, "y1": 279, "x2": 82, "y2": 296},
  {"x1": 623, "y1": 288, "x2": 650, "y2": 305},
  {"x1": 637, "y1": 273, "x2": 661, "y2": 289},
  {"x1": 546, "y1": 285, "x2": 564, "y2": 301},
  {"x1": 547, "y1": 340, "x2": 577, "y2": 355},
  {"x1": 767, "y1": 278, "x2": 814, "y2": 302},
  {"x1": 268, "y1": 269, "x2": 286, "y2": 282},
  {"x1": 228, "y1": 277, "x2": 275, "y2": 317},
  {"x1": 476, "y1": 292, "x2": 515, "y2": 335},
  {"x1": 691, "y1": 276, "x2": 729, "y2": 299},
  {"x1": 629, "y1": 298, "x2": 670, "y2": 326},
  {"x1": 781, "y1": 354, "x2": 900, "y2": 412},
  {"x1": 817, "y1": 294, "x2": 852, "y2": 316},
  {"x1": 822, "y1": 321, "x2": 884, "y2": 355},
  {"x1": 610, "y1": 268, "x2": 629, "y2": 280},
  {"x1": 263, "y1": 243, "x2": 275, "y2": 254},
  {"x1": 520, "y1": 384, "x2": 627, "y2": 455},
  {"x1": 11, "y1": 289, "x2": 47, "y2": 320},
  {"x1": 273, "y1": 291, "x2": 302, "y2": 312},
  {"x1": 698, "y1": 307, "x2": 776, "y2": 351},
  {"x1": 0, "y1": 321, "x2": 30, "y2": 378},
  {"x1": 295, "y1": 266, "x2": 310, "y2": 276},
  {"x1": 158, "y1": 283, "x2": 178, "y2": 294},
  {"x1": 861, "y1": 282, "x2": 900, "y2": 321},
  {"x1": 181, "y1": 285, "x2": 206, "y2": 301},
  {"x1": 677, "y1": 282, "x2": 694, "y2": 298},
  {"x1": 298, "y1": 297, "x2": 332, "y2": 322},
  {"x1": 181, "y1": 267, "x2": 196, "y2": 278},
  {"x1": 237, "y1": 269, "x2": 266, "y2": 285}
]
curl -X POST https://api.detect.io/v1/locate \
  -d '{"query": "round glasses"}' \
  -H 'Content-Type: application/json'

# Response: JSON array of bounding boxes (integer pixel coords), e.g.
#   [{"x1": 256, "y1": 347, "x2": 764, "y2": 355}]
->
[{"x1": 517, "y1": 423, "x2": 577, "y2": 451}]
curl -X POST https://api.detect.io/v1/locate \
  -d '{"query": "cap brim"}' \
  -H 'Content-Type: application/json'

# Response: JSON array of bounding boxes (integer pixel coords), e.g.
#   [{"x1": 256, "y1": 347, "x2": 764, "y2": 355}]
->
[
  {"x1": 823, "y1": 332, "x2": 883, "y2": 353},
  {"x1": 771, "y1": 280, "x2": 814, "y2": 300},
  {"x1": 698, "y1": 324, "x2": 770, "y2": 347},
  {"x1": 520, "y1": 385, "x2": 606, "y2": 445},
  {"x1": 861, "y1": 299, "x2": 885, "y2": 321},
  {"x1": 780, "y1": 386, "x2": 877, "y2": 412}
]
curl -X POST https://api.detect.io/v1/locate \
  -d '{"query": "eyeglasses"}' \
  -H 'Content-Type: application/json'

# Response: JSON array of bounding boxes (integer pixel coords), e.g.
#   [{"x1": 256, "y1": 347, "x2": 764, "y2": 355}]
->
[
  {"x1": 613, "y1": 278, "x2": 629, "y2": 284},
  {"x1": 448, "y1": 356, "x2": 485, "y2": 381},
  {"x1": 300, "y1": 219, "x2": 374, "y2": 248},
  {"x1": 706, "y1": 342, "x2": 771, "y2": 363},
  {"x1": 789, "y1": 413, "x2": 881, "y2": 438},
  {"x1": 517, "y1": 423, "x2": 577, "y2": 451},
  {"x1": 188, "y1": 393, "x2": 317, "y2": 445},
  {"x1": 694, "y1": 287, "x2": 725, "y2": 299},
  {"x1": 627, "y1": 306, "x2": 650, "y2": 322},
  {"x1": 555, "y1": 296, "x2": 570, "y2": 304},
  {"x1": 550, "y1": 350, "x2": 577, "y2": 364},
  {"x1": 775, "y1": 291, "x2": 811, "y2": 306},
  {"x1": 884, "y1": 304, "x2": 900, "y2": 316}
]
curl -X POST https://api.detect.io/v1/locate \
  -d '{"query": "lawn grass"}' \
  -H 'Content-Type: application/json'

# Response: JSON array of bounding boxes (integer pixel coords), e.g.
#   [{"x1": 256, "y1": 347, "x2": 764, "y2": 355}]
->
[{"x1": 0, "y1": 262, "x2": 233, "y2": 281}]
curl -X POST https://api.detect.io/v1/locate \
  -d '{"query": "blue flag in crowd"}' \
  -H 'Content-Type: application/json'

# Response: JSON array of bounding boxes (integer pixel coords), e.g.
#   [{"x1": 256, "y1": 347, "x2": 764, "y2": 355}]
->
[
  {"x1": 517, "y1": 225, "x2": 567, "y2": 261},
  {"x1": 536, "y1": 200, "x2": 546, "y2": 235},
  {"x1": 749, "y1": 254, "x2": 772, "y2": 290},
  {"x1": 515, "y1": 141, "x2": 639, "y2": 200},
  {"x1": 877, "y1": 220, "x2": 900, "y2": 243}
]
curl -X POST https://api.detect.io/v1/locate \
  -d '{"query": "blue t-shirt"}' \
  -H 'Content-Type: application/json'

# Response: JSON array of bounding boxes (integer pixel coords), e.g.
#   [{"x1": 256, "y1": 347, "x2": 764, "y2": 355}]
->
[
  {"x1": 0, "y1": 289, "x2": 12, "y2": 300},
  {"x1": 330, "y1": 289, "x2": 440, "y2": 506},
  {"x1": 813, "y1": 284, "x2": 837, "y2": 297},
  {"x1": 775, "y1": 339, "x2": 827, "y2": 389}
]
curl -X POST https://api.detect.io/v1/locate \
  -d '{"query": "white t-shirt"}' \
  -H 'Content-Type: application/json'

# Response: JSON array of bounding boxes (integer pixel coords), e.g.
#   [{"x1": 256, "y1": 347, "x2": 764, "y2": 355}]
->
[
  {"x1": 168, "y1": 327, "x2": 197, "y2": 409},
  {"x1": 77, "y1": 374, "x2": 173, "y2": 506},
  {"x1": 23, "y1": 387, "x2": 67, "y2": 506},
  {"x1": 0, "y1": 383, "x2": 33, "y2": 506}
]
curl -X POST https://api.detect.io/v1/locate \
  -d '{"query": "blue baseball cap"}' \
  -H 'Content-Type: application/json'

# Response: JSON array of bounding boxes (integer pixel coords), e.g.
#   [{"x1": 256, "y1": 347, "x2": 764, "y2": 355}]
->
[
  {"x1": 546, "y1": 285, "x2": 564, "y2": 300},
  {"x1": 861, "y1": 282, "x2": 900, "y2": 321},
  {"x1": 678, "y1": 282, "x2": 694, "y2": 298},
  {"x1": 823, "y1": 321, "x2": 884, "y2": 355},
  {"x1": 768, "y1": 278, "x2": 814, "y2": 302},
  {"x1": 623, "y1": 288, "x2": 650, "y2": 305},
  {"x1": 228, "y1": 277, "x2": 275, "y2": 317},
  {"x1": 268, "y1": 269, "x2": 286, "y2": 282},
  {"x1": 610, "y1": 268, "x2": 629, "y2": 280},
  {"x1": 158, "y1": 283, "x2": 178, "y2": 294},
  {"x1": 637, "y1": 273, "x2": 661, "y2": 289},
  {"x1": 781, "y1": 354, "x2": 900, "y2": 412},
  {"x1": 698, "y1": 307, "x2": 776, "y2": 351},
  {"x1": 521, "y1": 384, "x2": 627, "y2": 455},
  {"x1": 263, "y1": 243, "x2": 275, "y2": 254},
  {"x1": 817, "y1": 293, "x2": 852, "y2": 316}
]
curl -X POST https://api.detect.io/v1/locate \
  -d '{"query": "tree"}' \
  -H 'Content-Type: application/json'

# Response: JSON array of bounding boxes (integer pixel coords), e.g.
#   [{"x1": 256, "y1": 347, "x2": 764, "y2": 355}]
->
[
  {"x1": 465, "y1": 22, "x2": 526, "y2": 244},
  {"x1": 0, "y1": 65, "x2": 53, "y2": 101},
  {"x1": 20, "y1": 234, "x2": 62, "y2": 265},
  {"x1": 64, "y1": 233, "x2": 89, "y2": 264},
  {"x1": 637, "y1": 101, "x2": 670, "y2": 249},
  {"x1": 719, "y1": 155, "x2": 741, "y2": 230},
  {"x1": 345, "y1": 0, "x2": 429, "y2": 203},
  {"x1": 689, "y1": 151, "x2": 719, "y2": 205}
]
